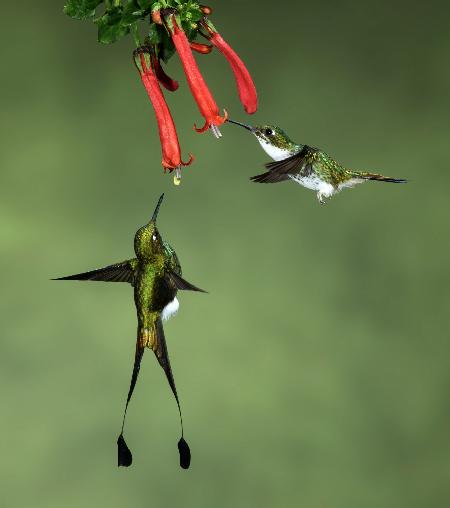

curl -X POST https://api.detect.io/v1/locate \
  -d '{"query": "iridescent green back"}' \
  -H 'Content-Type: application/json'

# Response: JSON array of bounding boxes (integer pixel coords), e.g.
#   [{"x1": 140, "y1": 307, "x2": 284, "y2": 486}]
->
[{"x1": 308, "y1": 150, "x2": 351, "y2": 185}]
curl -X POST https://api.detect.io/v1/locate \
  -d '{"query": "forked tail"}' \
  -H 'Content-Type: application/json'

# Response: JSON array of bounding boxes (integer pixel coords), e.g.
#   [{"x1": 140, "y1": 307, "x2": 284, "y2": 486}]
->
[{"x1": 117, "y1": 319, "x2": 191, "y2": 470}]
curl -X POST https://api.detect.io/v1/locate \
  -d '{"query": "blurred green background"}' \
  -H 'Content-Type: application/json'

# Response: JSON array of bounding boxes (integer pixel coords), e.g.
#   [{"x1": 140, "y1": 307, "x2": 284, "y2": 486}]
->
[{"x1": 1, "y1": 1, "x2": 450, "y2": 507}]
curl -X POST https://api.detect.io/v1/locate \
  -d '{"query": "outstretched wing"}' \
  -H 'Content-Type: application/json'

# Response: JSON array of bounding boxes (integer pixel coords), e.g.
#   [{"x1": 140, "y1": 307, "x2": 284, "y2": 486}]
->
[
  {"x1": 166, "y1": 271, "x2": 207, "y2": 293},
  {"x1": 250, "y1": 145, "x2": 317, "y2": 183},
  {"x1": 163, "y1": 240, "x2": 207, "y2": 293},
  {"x1": 53, "y1": 259, "x2": 138, "y2": 284}
]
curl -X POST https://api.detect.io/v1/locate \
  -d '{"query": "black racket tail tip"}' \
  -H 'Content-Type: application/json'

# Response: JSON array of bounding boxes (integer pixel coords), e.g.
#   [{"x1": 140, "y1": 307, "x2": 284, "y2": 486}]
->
[
  {"x1": 117, "y1": 433, "x2": 133, "y2": 467},
  {"x1": 178, "y1": 437, "x2": 191, "y2": 469}
]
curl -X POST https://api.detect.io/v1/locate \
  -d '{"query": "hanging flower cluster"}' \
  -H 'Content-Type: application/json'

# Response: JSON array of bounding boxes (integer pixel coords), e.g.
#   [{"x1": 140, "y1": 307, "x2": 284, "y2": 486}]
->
[{"x1": 64, "y1": 0, "x2": 258, "y2": 183}]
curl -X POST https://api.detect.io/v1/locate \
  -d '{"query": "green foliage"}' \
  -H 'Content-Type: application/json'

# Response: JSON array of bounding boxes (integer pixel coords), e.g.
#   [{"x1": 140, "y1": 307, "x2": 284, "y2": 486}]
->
[
  {"x1": 137, "y1": 0, "x2": 153, "y2": 9},
  {"x1": 121, "y1": 1, "x2": 146, "y2": 25},
  {"x1": 146, "y1": 23, "x2": 161, "y2": 45},
  {"x1": 63, "y1": 0, "x2": 206, "y2": 54},
  {"x1": 95, "y1": 6, "x2": 130, "y2": 44},
  {"x1": 63, "y1": 0, "x2": 103, "y2": 19},
  {"x1": 158, "y1": 29, "x2": 176, "y2": 62}
]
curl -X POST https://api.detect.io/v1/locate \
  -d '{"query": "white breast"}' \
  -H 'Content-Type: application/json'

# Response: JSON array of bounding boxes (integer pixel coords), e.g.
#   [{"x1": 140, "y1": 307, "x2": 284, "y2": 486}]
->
[
  {"x1": 289, "y1": 174, "x2": 335, "y2": 198},
  {"x1": 256, "y1": 137, "x2": 291, "y2": 161},
  {"x1": 162, "y1": 297, "x2": 179, "y2": 321},
  {"x1": 289, "y1": 173, "x2": 322, "y2": 191}
]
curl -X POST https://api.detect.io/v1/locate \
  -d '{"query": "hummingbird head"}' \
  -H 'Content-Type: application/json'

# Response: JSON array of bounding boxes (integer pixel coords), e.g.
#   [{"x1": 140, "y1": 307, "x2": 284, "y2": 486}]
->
[
  {"x1": 134, "y1": 194, "x2": 166, "y2": 261},
  {"x1": 227, "y1": 119, "x2": 296, "y2": 161}
]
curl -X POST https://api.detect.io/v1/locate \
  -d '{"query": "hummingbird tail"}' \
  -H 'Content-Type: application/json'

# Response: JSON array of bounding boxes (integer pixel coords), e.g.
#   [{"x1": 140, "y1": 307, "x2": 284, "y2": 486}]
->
[
  {"x1": 117, "y1": 343, "x2": 145, "y2": 467},
  {"x1": 117, "y1": 433, "x2": 133, "y2": 467},
  {"x1": 116, "y1": 321, "x2": 191, "y2": 469},
  {"x1": 150, "y1": 319, "x2": 191, "y2": 469},
  {"x1": 356, "y1": 171, "x2": 407, "y2": 183}
]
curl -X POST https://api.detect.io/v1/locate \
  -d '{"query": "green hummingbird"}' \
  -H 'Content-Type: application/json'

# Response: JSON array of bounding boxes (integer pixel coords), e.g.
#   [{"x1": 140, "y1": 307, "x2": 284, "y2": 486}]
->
[
  {"x1": 53, "y1": 194, "x2": 206, "y2": 469},
  {"x1": 227, "y1": 119, "x2": 406, "y2": 204}
]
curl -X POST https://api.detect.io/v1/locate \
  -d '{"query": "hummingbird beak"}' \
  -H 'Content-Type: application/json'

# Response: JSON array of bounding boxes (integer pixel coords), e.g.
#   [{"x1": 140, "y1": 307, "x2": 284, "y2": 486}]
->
[
  {"x1": 151, "y1": 193, "x2": 164, "y2": 223},
  {"x1": 227, "y1": 118, "x2": 254, "y2": 132}
]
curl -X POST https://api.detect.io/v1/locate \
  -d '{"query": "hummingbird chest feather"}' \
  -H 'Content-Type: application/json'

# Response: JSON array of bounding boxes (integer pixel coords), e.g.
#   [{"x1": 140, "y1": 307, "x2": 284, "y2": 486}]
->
[
  {"x1": 134, "y1": 264, "x2": 177, "y2": 315},
  {"x1": 257, "y1": 137, "x2": 292, "y2": 161},
  {"x1": 290, "y1": 150, "x2": 349, "y2": 194},
  {"x1": 288, "y1": 173, "x2": 326, "y2": 191}
]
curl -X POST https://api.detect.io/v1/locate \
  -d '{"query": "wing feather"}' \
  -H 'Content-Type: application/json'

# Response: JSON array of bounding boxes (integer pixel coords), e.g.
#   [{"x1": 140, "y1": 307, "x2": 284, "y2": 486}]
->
[
  {"x1": 166, "y1": 271, "x2": 207, "y2": 293},
  {"x1": 53, "y1": 259, "x2": 137, "y2": 284},
  {"x1": 250, "y1": 145, "x2": 317, "y2": 184}
]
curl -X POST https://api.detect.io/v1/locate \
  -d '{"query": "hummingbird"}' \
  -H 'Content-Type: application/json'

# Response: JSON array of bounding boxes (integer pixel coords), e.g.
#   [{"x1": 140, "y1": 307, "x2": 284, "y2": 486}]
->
[
  {"x1": 53, "y1": 194, "x2": 206, "y2": 469},
  {"x1": 227, "y1": 119, "x2": 406, "y2": 204}
]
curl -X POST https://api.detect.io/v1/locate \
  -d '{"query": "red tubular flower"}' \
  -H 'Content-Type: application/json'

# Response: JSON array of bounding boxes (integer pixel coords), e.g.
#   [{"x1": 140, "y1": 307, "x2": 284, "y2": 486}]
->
[
  {"x1": 135, "y1": 51, "x2": 193, "y2": 174},
  {"x1": 205, "y1": 27, "x2": 258, "y2": 115},
  {"x1": 167, "y1": 15, "x2": 227, "y2": 136},
  {"x1": 151, "y1": 53, "x2": 179, "y2": 92},
  {"x1": 189, "y1": 41, "x2": 213, "y2": 54}
]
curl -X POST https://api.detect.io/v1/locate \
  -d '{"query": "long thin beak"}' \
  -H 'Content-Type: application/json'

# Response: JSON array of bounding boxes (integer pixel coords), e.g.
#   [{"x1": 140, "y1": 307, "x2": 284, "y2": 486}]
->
[
  {"x1": 227, "y1": 118, "x2": 254, "y2": 131},
  {"x1": 151, "y1": 193, "x2": 164, "y2": 222}
]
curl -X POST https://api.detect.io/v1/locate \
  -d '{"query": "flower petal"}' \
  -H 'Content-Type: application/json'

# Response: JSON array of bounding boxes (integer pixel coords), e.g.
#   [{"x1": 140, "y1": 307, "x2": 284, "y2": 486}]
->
[{"x1": 151, "y1": 53, "x2": 179, "y2": 92}]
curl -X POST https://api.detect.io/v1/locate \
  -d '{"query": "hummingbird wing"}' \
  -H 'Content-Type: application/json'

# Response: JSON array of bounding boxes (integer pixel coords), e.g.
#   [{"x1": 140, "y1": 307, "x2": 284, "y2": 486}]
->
[
  {"x1": 53, "y1": 259, "x2": 138, "y2": 284},
  {"x1": 163, "y1": 240, "x2": 207, "y2": 292},
  {"x1": 250, "y1": 145, "x2": 317, "y2": 183},
  {"x1": 167, "y1": 271, "x2": 207, "y2": 293}
]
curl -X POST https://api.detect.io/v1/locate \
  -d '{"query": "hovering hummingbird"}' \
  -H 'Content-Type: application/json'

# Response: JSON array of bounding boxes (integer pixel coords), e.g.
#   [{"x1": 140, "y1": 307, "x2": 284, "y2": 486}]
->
[
  {"x1": 53, "y1": 194, "x2": 206, "y2": 469},
  {"x1": 227, "y1": 119, "x2": 406, "y2": 204}
]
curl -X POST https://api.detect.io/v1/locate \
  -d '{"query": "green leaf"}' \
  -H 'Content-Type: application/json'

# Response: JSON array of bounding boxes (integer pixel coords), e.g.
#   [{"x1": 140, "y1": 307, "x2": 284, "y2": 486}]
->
[
  {"x1": 63, "y1": 0, "x2": 104, "y2": 20},
  {"x1": 96, "y1": 7, "x2": 130, "y2": 44},
  {"x1": 130, "y1": 22, "x2": 141, "y2": 46},
  {"x1": 189, "y1": 6, "x2": 203, "y2": 23},
  {"x1": 151, "y1": 2, "x2": 162, "y2": 12},
  {"x1": 159, "y1": 29, "x2": 176, "y2": 62},
  {"x1": 146, "y1": 23, "x2": 162, "y2": 45},
  {"x1": 184, "y1": 25, "x2": 197, "y2": 41},
  {"x1": 136, "y1": 0, "x2": 152, "y2": 9},
  {"x1": 122, "y1": 0, "x2": 146, "y2": 24}
]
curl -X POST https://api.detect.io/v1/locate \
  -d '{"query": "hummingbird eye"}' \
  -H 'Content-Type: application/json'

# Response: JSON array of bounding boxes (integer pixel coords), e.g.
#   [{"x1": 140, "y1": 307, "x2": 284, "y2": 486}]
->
[
  {"x1": 152, "y1": 232, "x2": 158, "y2": 241},
  {"x1": 265, "y1": 128, "x2": 274, "y2": 136}
]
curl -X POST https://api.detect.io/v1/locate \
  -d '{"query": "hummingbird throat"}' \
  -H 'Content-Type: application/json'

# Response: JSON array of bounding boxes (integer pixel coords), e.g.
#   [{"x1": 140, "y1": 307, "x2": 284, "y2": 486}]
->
[{"x1": 256, "y1": 136, "x2": 292, "y2": 161}]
